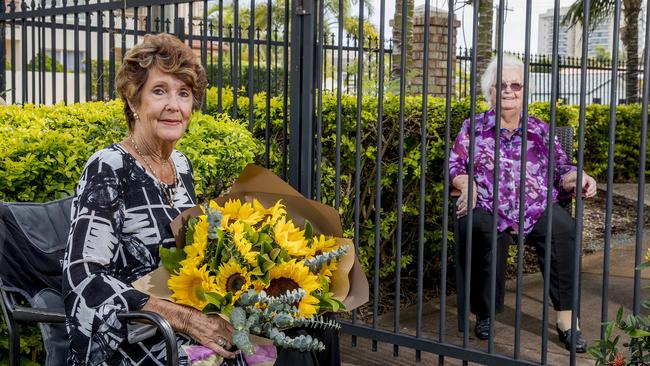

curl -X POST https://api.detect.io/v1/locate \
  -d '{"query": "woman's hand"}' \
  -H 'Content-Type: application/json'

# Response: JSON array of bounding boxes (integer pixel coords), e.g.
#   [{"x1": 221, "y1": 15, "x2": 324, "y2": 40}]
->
[
  {"x1": 180, "y1": 310, "x2": 236, "y2": 358},
  {"x1": 453, "y1": 175, "x2": 478, "y2": 218},
  {"x1": 142, "y1": 297, "x2": 236, "y2": 358},
  {"x1": 562, "y1": 171, "x2": 598, "y2": 198}
]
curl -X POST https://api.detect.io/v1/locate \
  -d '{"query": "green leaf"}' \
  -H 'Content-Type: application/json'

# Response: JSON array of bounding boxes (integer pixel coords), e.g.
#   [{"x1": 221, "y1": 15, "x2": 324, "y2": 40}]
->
[
  {"x1": 628, "y1": 329, "x2": 650, "y2": 338},
  {"x1": 159, "y1": 247, "x2": 186, "y2": 274},
  {"x1": 304, "y1": 221, "x2": 313, "y2": 239}
]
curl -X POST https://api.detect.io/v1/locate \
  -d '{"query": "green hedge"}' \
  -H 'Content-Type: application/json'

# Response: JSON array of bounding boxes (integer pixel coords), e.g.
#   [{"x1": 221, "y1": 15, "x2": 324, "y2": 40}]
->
[
  {"x1": 0, "y1": 100, "x2": 261, "y2": 203},
  {"x1": 0, "y1": 100, "x2": 260, "y2": 364}
]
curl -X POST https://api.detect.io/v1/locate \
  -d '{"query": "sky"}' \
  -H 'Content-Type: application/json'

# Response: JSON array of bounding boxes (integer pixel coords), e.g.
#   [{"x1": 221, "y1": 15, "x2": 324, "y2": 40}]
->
[{"x1": 359, "y1": 0, "x2": 579, "y2": 54}]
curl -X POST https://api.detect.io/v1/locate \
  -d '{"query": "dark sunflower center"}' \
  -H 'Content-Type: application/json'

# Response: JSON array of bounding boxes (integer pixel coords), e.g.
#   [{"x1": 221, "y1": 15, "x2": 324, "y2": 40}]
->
[
  {"x1": 266, "y1": 277, "x2": 300, "y2": 297},
  {"x1": 226, "y1": 274, "x2": 246, "y2": 293}
]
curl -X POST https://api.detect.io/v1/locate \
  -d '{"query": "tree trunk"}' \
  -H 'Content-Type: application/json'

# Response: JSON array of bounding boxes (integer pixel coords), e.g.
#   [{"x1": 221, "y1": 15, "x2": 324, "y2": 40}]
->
[
  {"x1": 391, "y1": 0, "x2": 414, "y2": 80},
  {"x1": 476, "y1": 0, "x2": 493, "y2": 93},
  {"x1": 622, "y1": 0, "x2": 641, "y2": 103}
]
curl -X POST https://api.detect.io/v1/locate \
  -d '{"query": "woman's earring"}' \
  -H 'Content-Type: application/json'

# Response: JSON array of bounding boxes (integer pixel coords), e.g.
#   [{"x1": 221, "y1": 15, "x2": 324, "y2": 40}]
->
[{"x1": 133, "y1": 112, "x2": 139, "y2": 120}]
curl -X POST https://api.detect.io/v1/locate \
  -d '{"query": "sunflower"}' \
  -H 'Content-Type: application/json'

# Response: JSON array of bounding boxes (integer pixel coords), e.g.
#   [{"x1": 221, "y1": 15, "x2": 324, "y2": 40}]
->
[
  {"x1": 168, "y1": 264, "x2": 219, "y2": 310},
  {"x1": 184, "y1": 216, "x2": 209, "y2": 261},
  {"x1": 254, "y1": 199, "x2": 287, "y2": 226},
  {"x1": 215, "y1": 260, "x2": 252, "y2": 302},
  {"x1": 210, "y1": 199, "x2": 264, "y2": 228},
  {"x1": 264, "y1": 260, "x2": 322, "y2": 317},
  {"x1": 229, "y1": 221, "x2": 258, "y2": 267},
  {"x1": 273, "y1": 216, "x2": 310, "y2": 257}
]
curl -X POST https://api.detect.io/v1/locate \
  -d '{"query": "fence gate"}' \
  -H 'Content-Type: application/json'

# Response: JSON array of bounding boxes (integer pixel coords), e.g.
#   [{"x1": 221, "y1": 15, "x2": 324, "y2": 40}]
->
[{"x1": 2, "y1": 0, "x2": 649, "y2": 365}]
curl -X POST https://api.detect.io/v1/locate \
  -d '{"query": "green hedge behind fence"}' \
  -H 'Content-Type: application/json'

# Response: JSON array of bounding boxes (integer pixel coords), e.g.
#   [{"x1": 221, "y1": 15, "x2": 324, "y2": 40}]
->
[{"x1": 1, "y1": 92, "x2": 648, "y2": 363}]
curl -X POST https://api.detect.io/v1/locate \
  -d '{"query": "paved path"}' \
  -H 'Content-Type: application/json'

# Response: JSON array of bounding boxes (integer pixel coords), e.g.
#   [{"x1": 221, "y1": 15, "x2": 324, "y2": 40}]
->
[{"x1": 338, "y1": 184, "x2": 650, "y2": 365}]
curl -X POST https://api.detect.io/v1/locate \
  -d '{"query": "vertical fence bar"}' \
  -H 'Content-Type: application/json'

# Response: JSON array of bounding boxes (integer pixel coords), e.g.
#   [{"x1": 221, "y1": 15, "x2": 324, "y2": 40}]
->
[
  {"x1": 30, "y1": 0, "x2": 35, "y2": 104},
  {"x1": 393, "y1": 0, "x2": 406, "y2": 356},
  {"x1": 10, "y1": 0, "x2": 16, "y2": 104},
  {"x1": 514, "y1": 0, "x2": 533, "y2": 358},
  {"x1": 187, "y1": 1, "x2": 192, "y2": 44},
  {"x1": 73, "y1": 0, "x2": 79, "y2": 103},
  {"x1": 635, "y1": 0, "x2": 650, "y2": 319},
  {"x1": 201, "y1": 0, "x2": 207, "y2": 111},
  {"x1": 263, "y1": 0, "x2": 271, "y2": 167},
  {"x1": 109, "y1": 8, "x2": 115, "y2": 100},
  {"x1": 85, "y1": 0, "x2": 91, "y2": 102},
  {"x1": 281, "y1": 0, "x2": 288, "y2": 180},
  {"x1": 39, "y1": 0, "x2": 43, "y2": 104},
  {"x1": 415, "y1": 0, "x2": 431, "y2": 361},
  {"x1": 461, "y1": 2, "x2": 480, "y2": 359},
  {"x1": 50, "y1": 0, "x2": 55, "y2": 104},
  {"x1": 63, "y1": 0, "x2": 69, "y2": 104},
  {"x1": 0, "y1": 1, "x2": 4, "y2": 98},
  {"x1": 632, "y1": 0, "x2": 650, "y2": 318},
  {"x1": 569, "y1": 0, "x2": 591, "y2": 363},
  {"x1": 314, "y1": 0, "x2": 323, "y2": 200},
  {"x1": 489, "y1": 0, "x2": 506, "y2": 353},
  {"x1": 352, "y1": 0, "x2": 364, "y2": 347},
  {"x1": 97, "y1": 6, "x2": 104, "y2": 101},
  {"x1": 21, "y1": 0, "x2": 26, "y2": 104},
  {"x1": 120, "y1": 7, "x2": 125, "y2": 62},
  {"x1": 542, "y1": 1, "x2": 562, "y2": 362},
  {"x1": 438, "y1": 1, "x2": 455, "y2": 364},
  {"x1": 247, "y1": 0, "x2": 254, "y2": 132},
  {"x1": 601, "y1": 1, "x2": 622, "y2": 344},
  {"x1": 232, "y1": 0, "x2": 238, "y2": 118},
  {"x1": 371, "y1": 0, "x2": 386, "y2": 354},
  {"x1": 333, "y1": 0, "x2": 343, "y2": 209},
  {"x1": 217, "y1": 0, "x2": 223, "y2": 112}
]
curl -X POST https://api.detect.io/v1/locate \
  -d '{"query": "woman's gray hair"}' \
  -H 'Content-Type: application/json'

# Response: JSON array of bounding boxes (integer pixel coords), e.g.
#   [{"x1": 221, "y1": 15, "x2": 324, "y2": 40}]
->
[{"x1": 480, "y1": 54, "x2": 531, "y2": 107}]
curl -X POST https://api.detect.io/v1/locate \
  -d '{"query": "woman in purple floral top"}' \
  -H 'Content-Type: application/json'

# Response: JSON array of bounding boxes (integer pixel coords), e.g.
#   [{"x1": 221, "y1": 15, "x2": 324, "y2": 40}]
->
[{"x1": 449, "y1": 55, "x2": 597, "y2": 352}]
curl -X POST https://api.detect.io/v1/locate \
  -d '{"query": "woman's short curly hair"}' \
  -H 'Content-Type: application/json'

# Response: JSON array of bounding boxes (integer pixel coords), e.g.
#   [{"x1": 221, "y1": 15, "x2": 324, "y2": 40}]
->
[{"x1": 115, "y1": 33, "x2": 207, "y2": 132}]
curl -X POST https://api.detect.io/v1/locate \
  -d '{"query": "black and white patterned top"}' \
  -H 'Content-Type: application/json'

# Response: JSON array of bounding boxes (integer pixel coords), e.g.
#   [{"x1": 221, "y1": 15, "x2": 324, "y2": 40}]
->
[{"x1": 63, "y1": 144, "x2": 201, "y2": 365}]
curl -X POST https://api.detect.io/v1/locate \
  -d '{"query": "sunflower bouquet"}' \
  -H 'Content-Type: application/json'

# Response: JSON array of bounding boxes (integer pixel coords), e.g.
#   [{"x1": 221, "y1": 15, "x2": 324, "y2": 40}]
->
[{"x1": 160, "y1": 197, "x2": 349, "y2": 355}]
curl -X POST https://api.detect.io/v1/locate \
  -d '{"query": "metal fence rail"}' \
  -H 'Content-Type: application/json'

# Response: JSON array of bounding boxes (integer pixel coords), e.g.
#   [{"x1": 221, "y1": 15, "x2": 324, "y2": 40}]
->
[{"x1": 1, "y1": 1, "x2": 649, "y2": 365}]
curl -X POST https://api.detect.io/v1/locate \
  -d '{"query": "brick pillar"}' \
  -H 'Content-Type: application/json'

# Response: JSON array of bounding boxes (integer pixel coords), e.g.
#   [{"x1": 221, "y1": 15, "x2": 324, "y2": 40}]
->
[{"x1": 409, "y1": 8, "x2": 460, "y2": 97}]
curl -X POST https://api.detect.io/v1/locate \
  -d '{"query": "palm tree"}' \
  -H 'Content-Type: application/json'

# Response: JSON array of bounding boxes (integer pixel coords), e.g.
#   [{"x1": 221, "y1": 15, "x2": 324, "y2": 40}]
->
[{"x1": 563, "y1": 0, "x2": 642, "y2": 103}]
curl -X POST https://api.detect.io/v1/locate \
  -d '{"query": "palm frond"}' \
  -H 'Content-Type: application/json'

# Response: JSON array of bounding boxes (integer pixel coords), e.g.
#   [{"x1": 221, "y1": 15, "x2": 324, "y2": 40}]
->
[{"x1": 562, "y1": 0, "x2": 616, "y2": 31}]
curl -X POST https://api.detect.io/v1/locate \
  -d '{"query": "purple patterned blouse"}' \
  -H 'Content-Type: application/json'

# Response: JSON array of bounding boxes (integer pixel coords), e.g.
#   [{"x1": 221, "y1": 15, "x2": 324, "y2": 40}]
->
[{"x1": 449, "y1": 109, "x2": 576, "y2": 235}]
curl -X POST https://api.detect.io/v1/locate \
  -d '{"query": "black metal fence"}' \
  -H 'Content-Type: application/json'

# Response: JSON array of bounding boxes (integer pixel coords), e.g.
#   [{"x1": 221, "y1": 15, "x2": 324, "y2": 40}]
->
[
  {"x1": 456, "y1": 47, "x2": 639, "y2": 105},
  {"x1": 2, "y1": 0, "x2": 650, "y2": 365}
]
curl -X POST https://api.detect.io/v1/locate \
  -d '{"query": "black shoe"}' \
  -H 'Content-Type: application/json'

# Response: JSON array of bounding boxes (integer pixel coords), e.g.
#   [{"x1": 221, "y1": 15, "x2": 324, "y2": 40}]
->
[
  {"x1": 556, "y1": 325, "x2": 587, "y2": 353},
  {"x1": 474, "y1": 317, "x2": 490, "y2": 340}
]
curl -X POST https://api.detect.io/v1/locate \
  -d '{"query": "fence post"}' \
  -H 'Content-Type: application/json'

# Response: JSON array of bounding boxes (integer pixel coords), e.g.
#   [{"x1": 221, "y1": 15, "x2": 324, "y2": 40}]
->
[
  {"x1": 288, "y1": 0, "x2": 316, "y2": 198},
  {"x1": 174, "y1": 17, "x2": 185, "y2": 42}
]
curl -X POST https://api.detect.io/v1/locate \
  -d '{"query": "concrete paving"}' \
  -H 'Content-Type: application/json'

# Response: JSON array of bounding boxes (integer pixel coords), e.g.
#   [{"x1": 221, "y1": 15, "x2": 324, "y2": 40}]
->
[{"x1": 339, "y1": 187, "x2": 650, "y2": 365}]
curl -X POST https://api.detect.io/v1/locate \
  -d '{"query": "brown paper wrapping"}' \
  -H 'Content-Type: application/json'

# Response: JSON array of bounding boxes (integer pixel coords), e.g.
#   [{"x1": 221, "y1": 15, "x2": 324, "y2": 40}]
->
[{"x1": 133, "y1": 164, "x2": 369, "y2": 312}]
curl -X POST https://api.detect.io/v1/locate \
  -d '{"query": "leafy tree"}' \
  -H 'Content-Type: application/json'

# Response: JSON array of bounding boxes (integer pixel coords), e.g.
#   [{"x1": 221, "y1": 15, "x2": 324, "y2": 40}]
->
[
  {"x1": 27, "y1": 53, "x2": 64, "y2": 73},
  {"x1": 563, "y1": 0, "x2": 642, "y2": 103}
]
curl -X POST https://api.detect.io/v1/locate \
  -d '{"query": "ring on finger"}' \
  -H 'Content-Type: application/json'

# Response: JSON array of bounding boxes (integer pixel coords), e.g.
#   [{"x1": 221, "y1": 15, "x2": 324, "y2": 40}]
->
[{"x1": 217, "y1": 338, "x2": 227, "y2": 348}]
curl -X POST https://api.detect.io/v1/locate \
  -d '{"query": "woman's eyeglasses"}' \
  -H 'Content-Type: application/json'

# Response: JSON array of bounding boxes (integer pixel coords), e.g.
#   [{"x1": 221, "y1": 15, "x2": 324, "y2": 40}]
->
[{"x1": 494, "y1": 81, "x2": 523, "y2": 92}]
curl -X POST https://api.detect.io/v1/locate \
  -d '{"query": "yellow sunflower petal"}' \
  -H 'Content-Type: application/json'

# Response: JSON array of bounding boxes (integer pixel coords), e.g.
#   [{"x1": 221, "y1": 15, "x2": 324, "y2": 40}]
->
[
  {"x1": 168, "y1": 264, "x2": 218, "y2": 310},
  {"x1": 274, "y1": 217, "x2": 310, "y2": 257}
]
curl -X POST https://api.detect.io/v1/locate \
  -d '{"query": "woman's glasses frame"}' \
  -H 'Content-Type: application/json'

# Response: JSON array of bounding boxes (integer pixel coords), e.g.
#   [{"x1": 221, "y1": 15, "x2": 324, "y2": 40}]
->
[{"x1": 493, "y1": 81, "x2": 524, "y2": 92}]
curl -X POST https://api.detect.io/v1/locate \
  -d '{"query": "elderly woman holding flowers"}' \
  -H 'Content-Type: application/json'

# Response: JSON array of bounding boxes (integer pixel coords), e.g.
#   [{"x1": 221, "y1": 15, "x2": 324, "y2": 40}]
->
[{"x1": 62, "y1": 33, "x2": 244, "y2": 365}]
